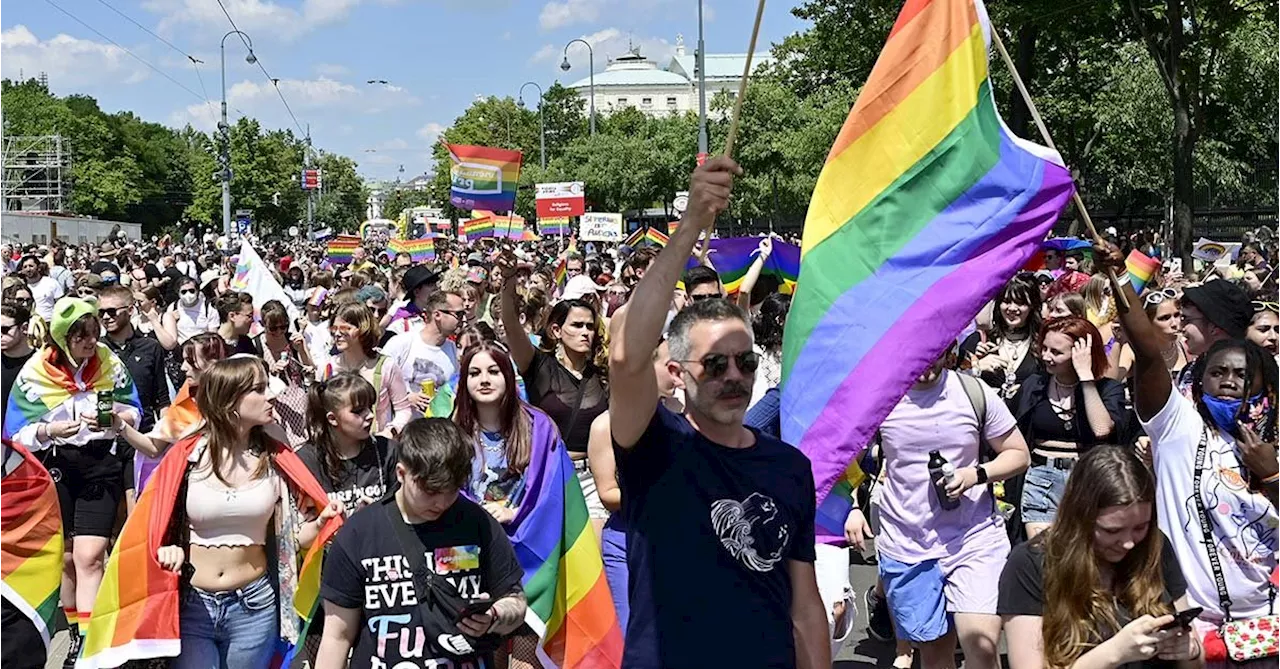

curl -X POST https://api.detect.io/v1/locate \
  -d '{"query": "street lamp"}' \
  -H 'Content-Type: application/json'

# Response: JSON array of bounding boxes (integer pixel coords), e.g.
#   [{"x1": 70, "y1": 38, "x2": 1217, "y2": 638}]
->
[
  {"x1": 220, "y1": 30, "x2": 256, "y2": 237},
  {"x1": 518, "y1": 81, "x2": 545, "y2": 169},
  {"x1": 696, "y1": 0, "x2": 708, "y2": 161},
  {"x1": 560, "y1": 39, "x2": 595, "y2": 136}
]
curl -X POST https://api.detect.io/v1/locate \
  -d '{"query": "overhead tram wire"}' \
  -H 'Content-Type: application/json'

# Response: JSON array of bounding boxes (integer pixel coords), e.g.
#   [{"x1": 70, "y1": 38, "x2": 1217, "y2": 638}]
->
[
  {"x1": 214, "y1": 0, "x2": 308, "y2": 138},
  {"x1": 91, "y1": 0, "x2": 221, "y2": 120},
  {"x1": 42, "y1": 0, "x2": 205, "y2": 104}
]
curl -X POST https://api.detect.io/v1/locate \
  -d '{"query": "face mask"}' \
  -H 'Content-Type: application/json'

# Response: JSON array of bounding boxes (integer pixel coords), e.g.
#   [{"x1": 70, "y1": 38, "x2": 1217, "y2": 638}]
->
[
  {"x1": 1202, "y1": 392, "x2": 1263, "y2": 434},
  {"x1": 180, "y1": 293, "x2": 200, "y2": 307}
]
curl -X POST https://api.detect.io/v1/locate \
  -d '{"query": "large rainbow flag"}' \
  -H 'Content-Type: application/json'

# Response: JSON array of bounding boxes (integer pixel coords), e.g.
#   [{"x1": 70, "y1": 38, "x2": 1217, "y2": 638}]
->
[
  {"x1": 686, "y1": 236, "x2": 799, "y2": 295},
  {"x1": 779, "y1": 0, "x2": 1073, "y2": 543},
  {"x1": 78, "y1": 436, "x2": 342, "y2": 669},
  {"x1": 2, "y1": 441, "x2": 63, "y2": 653},
  {"x1": 327, "y1": 235, "x2": 361, "y2": 265},
  {"x1": 446, "y1": 143, "x2": 523, "y2": 212},
  {"x1": 539, "y1": 216, "x2": 571, "y2": 237},
  {"x1": 509, "y1": 409, "x2": 623, "y2": 668},
  {"x1": 4, "y1": 344, "x2": 142, "y2": 443}
]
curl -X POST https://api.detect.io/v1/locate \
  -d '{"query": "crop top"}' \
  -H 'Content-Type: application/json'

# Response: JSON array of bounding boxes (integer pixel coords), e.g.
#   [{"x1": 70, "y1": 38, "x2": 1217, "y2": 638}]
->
[{"x1": 186, "y1": 468, "x2": 279, "y2": 547}]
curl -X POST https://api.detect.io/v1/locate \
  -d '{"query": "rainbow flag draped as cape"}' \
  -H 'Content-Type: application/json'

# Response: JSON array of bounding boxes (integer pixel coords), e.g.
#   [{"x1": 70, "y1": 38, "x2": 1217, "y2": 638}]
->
[
  {"x1": 686, "y1": 236, "x2": 799, "y2": 295},
  {"x1": 779, "y1": 0, "x2": 1074, "y2": 543},
  {"x1": 327, "y1": 235, "x2": 361, "y2": 265},
  {"x1": 2, "y1": 441, "x2": 64, "y2": 652},
  {"x1": 133, "y1": 381, "x2": 203, "y2": 495},
  {"x1": 3, "y1": 344, "x2": 142, "y2": 443},
  {"x1": 78, "y1": 435, "x2": 343, "y2": 669},
  {"x1": 389, "y1": 236, "x2": 437, "y2": 263},
  {"x1": 446, "y1": 143, "x2": 523, "y2": 212},
  {"x1": 505, "y1": 408, "x2": 623, "y2": 668}
]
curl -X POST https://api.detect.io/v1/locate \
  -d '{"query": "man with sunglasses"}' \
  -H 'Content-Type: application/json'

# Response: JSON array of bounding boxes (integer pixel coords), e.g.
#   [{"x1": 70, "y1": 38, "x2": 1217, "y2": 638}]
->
[
  {"x1": 1, "y1": 303, "x2": 34, "y2": 421},
  {"x1": 383, "y1": 289, "x2": 463, "y2": 415},
  {"x1": 609, "y1": 157, "x2": 830, "y2": 669},
  {"x1": 98, "y1": 285, "x2": 170, "y2": 504},
  {"x1": 683, "y1": 265, "x2": 725, "y2": 302}
]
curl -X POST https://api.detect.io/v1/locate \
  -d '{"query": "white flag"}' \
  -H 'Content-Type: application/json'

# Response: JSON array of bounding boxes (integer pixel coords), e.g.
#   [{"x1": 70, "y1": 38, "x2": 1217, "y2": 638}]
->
[{"x1": 231, "y1": 240, "x2": 300, "y2": 322}]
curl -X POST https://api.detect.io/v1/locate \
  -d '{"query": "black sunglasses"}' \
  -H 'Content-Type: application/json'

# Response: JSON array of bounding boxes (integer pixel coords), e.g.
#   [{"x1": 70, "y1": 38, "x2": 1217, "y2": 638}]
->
[
  {"x1": 438, "y1": 308, "x2": 468, "y2": 320},
  {"x1": 179, "y1": 288, "x2": 198, "y2": 296},
  {"x1": 689, "y1": 293, "x2": 721, "y2": 303},
  {"x1": 676, "y1": 350, "x2": 760, "y2": 379},
  {"x1": 267, "y1": 324, "x2": 289, "y2": 333},
  {"x1": 0, "y1": 323, "x2": 19, "y2": 336},
  {"x1": 98, "y1": 306, "x2": 131, "y2": 320}
]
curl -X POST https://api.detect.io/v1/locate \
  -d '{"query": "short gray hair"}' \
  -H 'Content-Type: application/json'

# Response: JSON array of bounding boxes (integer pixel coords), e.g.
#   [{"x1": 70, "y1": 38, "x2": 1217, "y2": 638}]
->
[{"x1": 667, "y1": 298, "x2": 752, "y2": 362}]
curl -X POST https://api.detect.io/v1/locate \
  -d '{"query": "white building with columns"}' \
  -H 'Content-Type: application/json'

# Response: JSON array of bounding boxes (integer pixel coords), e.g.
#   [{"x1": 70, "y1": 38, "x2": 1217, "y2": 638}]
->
[{"x1": 564, "y1": 35, "x2": 772, "y2": 118}]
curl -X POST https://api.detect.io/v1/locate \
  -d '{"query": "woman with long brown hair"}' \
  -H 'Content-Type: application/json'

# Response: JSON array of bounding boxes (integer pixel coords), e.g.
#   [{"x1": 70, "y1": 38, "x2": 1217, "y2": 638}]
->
[
  {"x1": 962, "y1": 274, "x2": 1044, "y2": 403},
  {"x1": 324, "y1": 302, "x2": 411, "y2": 436},
  {"x1": 999, "y1": 445, "x2": 1202, "y2": 669}
]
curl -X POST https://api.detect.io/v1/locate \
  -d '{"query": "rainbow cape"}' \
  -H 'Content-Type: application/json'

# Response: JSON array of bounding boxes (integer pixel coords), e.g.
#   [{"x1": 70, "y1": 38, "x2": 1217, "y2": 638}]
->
[
  {"x1": 79, "y1": 435, "x2": 343, "y2": 669},
  {"x1": 446, "y1": 143, "x2": 523, "y2": 212},
  {"x1": 506, "y1": 408, "x2": 623, "y2": 668},
  {"x1": 2, "y1": 441, "x2": 64, "y2": 652},
  {"x1": 685, "y1": 237, "x2": 799, "y2": 295},
  {"x1": 3, "y1": 344, "x2": 142, "y2": 442},
  {"x1": 327, "y1": 235, "x2": 361, "y2": 265},
  {"x1": 389, "y1": 236, "x2": 437, "y2": 263},
  {"x1": 779, "y1": 0, "x2": 1074, "y2": 543},
  {"x1": 133, "y1": 381, "x2": 203, "y2": 495}
]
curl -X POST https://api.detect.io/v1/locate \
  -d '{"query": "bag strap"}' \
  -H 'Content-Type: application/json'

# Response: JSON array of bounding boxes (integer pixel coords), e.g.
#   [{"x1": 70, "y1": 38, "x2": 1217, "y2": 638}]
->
[
  {"x1": 1193, "y1": 427, "x2": 1237, "y2": 621},
  {"x1": 380, "y1": 498, "x2": 466, "y2": 611},
  {"x1": 956, "y1": 372, "x2": 997, "y2": 515}
]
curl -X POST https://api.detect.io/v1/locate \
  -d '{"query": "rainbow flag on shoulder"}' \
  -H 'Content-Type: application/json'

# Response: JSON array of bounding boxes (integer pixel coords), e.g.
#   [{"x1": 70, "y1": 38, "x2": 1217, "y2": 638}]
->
[
  {"x1": 780, "y1": 0, "x2": 1073, "y2": 543},
  {"x1": 445, "y1": 143, "x2": 523, "y2": 212},
  {"x1": 2, "y1": 441, "x2": 63, "y2": 654}
]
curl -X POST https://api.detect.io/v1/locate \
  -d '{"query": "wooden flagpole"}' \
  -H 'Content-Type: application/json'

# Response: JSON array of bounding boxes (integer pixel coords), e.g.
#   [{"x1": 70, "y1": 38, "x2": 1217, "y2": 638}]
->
[{"x1": 989, "y1": 28, "x2": 1130, "y2": 310}]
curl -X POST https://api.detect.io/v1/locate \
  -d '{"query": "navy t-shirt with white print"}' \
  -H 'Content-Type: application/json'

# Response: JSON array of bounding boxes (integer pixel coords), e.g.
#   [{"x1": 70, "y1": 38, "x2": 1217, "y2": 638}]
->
[{"x1": 614, "y1": 404, "x2": 817, "y2": 669}]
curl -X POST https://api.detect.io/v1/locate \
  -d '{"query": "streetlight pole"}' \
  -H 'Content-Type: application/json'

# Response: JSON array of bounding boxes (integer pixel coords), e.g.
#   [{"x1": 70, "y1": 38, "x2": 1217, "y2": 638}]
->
[
  {"x1": 519, "y1": 82, "x2": 545, "y2": 169},
  {"x1": 561, "y1": 39, "x2": 595, "y2": 136},
  {"x1": 220, "y1": 30, "x2": 255, "y2": 238},
  {"x1": 696, "y1": 0, "x2": 708, "y2": 161}
]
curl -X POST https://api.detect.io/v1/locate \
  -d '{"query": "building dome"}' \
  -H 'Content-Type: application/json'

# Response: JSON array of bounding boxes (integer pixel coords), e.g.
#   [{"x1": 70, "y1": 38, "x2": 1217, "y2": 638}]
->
[{"x1": 566, "y1": 46, "x2": 692, "y2": 89}]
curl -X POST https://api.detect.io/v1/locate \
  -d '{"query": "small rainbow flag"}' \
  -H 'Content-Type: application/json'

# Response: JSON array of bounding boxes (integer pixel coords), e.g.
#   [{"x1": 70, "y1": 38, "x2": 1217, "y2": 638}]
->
[
  {"x1": 522, "y1": 228, "x2": 539, "y2": 242},
  {"x1": 685, "y1": 237, "x2": 800, "y2": 295},
  {"x1": 1126, "y1": 249, "x2": 1159, "y2": 294},
  {"x1": 2, "y1": 441, "x2": 64, "y2": 654},
  {"x1": 465, "y1": 214, "x2": 496, "y2": 240},
  {"x1": 668, "y1": 220, "x2": 679, "y2": 235},
  {"x1": 539, "y1": 216, "x2": 571, "y2": 237},
  {"x1": 780, "y1": 0, "x2": 1074, "y2": 544},
  {"x1": 389, "y1": 236, "x2": 436, "y2": 263},
  {"x1": 553, "y1": 256, "x2": 567, "y2": 287},
  {"x1": 622, "y1": 226, "x2": 668, "y2": 248},
  {"x1": 327, "y1": 235, "x2": 361, "y2": 265},
  {"x1": 445, "y1": 143, "x2": 523, "y2": 212}
]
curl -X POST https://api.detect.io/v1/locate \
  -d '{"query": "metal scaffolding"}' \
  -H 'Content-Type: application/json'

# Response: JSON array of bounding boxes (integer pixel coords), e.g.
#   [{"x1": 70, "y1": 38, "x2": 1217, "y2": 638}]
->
[{"x1": 2, "y1": 135, "x2": 70, "y2": 213}]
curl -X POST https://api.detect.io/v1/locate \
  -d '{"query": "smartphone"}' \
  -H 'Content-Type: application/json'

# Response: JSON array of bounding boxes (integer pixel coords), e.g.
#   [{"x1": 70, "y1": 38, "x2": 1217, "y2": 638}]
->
[
  {"x1": 1159, "y1": 606, "x2": 1203, "y2": 632},
  {"x1": 454, "y1": 599, "x2": 493, "y2": 623},
  {"x1": 96, "y1": 390, "x2": 114, "y2": 428}
]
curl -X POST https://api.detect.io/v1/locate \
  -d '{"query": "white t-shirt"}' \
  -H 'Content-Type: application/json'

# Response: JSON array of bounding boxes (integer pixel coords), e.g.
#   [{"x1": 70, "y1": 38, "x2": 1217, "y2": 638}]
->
[
  {"x1": 875, "y1": 370, "x2": 1018, "y2": 562},
  {"x1": 303, "y1": 319, "x2": 333, "y2": 381},
  {"x1": 28, "y1": 275, "x2": 64, "y2": 321},
  {"x1": 1144, "y1": 387, "x2": 1278, "y2": 620},
  {"x1": 380, "y1": 331, "x2": 458, "y2": 393}
]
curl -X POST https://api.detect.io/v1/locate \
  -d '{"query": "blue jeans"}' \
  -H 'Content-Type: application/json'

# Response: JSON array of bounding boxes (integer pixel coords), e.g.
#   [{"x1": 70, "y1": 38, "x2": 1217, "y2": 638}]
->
[
  {"x1": 601, "y1": 516, "x2": 629, "y2": 630},
  {"x1": 174, "y1": 574, "x2": 278, "y2": 669}
]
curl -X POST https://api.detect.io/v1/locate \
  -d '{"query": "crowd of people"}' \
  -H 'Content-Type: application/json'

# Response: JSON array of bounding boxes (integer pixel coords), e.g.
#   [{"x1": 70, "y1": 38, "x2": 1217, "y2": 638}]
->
[{"x1": 1, "y1": 158, "x2": 1277, "y2": 669}]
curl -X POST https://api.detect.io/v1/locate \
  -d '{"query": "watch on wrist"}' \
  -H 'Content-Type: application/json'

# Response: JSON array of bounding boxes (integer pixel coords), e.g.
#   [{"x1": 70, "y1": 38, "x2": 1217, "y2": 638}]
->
[{"x1": 975, "y1": 465, "x2": 989, "y2": 485}]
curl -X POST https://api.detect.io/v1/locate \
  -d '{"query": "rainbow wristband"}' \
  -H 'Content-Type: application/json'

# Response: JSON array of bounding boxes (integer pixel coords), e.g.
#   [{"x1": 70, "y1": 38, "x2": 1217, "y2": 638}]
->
[{"x1": 1125, "y1": 250, "x2": 1159, "y2": 295}]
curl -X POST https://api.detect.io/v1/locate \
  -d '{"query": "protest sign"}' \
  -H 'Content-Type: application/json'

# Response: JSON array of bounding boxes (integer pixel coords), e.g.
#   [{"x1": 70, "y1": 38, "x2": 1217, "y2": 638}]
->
[{"x1": 579, "y1": 213, "x2": 623, "y2": 242}]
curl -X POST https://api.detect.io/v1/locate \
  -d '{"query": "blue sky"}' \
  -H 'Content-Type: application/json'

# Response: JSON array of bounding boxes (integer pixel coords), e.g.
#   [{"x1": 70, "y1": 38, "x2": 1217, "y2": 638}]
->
[{"x1": 2, "y1": 0, "x2": 808, "y2": 182}]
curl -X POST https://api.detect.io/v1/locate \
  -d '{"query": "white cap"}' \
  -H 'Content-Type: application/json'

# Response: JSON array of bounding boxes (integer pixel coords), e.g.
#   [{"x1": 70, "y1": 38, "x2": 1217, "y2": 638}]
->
[{"x1": 560, "y1": 274, "x2": 601, "y2": 301}]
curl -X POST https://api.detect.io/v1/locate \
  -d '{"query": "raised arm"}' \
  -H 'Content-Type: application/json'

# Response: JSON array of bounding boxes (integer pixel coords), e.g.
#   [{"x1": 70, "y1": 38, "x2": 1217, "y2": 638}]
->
[
  {"x1": 1093, "y1": 241, "x2": 1169, "y2": 421},
  {"x1": 609, "y1": 158, "x2": 740, "y2": 448},
  {"x1": 497, "y1": 256, "x2": 536, "y2": 373},
  {"x1": 736, "y1": 236, "x2": 773, "y2": 310}
]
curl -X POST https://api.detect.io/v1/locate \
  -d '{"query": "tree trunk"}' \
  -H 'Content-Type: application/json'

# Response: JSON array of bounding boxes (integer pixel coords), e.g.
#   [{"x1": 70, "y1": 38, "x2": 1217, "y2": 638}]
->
[
  {"x1": 1008, "y1": 25, "x2": 1039, "y2": 138},
  {"x1": 1172, "y1": 103, "x2": 1196, "y2": 269}
]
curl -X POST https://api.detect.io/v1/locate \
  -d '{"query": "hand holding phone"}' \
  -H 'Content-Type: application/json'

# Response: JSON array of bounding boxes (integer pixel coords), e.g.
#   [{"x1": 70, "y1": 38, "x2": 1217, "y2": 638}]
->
[
  {"x1": 1158, "y1": 606, "x2": 1203, "y2": 632},
  {"x1": 454, "y1": 598, "x2": 494, "y2": 624}
]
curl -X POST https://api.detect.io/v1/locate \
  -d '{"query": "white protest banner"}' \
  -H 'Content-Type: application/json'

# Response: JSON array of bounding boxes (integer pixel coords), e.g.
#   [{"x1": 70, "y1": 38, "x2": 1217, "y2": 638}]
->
[
  {"x1": 536, "y1": 181, "x2": 586, "y2": 218},
  {"x1": 1192, "y1": 237, "x2": 1242, "y2": 263},
  {"x1": 232, "y1": 240, "x2": 300, "y2": 322},
  {"x1": 579, "y1": 212, "x2": 623, "y2": 242}
]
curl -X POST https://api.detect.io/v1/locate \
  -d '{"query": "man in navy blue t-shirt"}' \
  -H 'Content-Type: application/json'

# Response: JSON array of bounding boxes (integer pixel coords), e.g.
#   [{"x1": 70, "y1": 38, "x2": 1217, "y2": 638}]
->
[{"x1": 607, "y1": 157, "x2": 830, "y2": 669}]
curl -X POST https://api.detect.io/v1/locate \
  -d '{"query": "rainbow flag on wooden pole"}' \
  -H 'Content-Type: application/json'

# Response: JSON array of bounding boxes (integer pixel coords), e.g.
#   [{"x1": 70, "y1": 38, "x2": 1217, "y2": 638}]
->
[
  {"x1": 445, "y1": 143, "x2": 523, "y2": 212},
  {"x1": 780, "y1": 0, "x2": 1073, "y2": 543}
]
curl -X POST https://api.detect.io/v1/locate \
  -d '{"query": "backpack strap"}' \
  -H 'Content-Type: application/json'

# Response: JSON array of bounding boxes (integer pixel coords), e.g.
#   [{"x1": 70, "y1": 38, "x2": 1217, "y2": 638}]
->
[{"x1": 955, "y1": 372, "x2": 997, "y2": 514}]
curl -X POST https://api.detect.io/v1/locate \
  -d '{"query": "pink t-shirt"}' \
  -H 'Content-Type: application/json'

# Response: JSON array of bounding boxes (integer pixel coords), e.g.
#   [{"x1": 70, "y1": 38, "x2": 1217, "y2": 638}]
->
[{"x1": 875, "y1": 370, "x2": 1017, "y2": 563}]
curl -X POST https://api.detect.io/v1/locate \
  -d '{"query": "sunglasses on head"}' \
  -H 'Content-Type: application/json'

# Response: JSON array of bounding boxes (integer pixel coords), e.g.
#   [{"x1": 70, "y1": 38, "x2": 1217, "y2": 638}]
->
[
  {"x1": 676, "y1": 350, "x2": 760, "y2": 379},
  {"x1": 1143, "y1": 288, "x2": 1179, "y2": 307},
  {"x1": 1254, "y1": 300, "x2": 1279, "y2": 314}
]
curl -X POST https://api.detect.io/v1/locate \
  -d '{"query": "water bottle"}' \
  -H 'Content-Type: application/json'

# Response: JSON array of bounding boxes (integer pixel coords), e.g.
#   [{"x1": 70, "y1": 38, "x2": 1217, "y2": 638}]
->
[{"x1": 928, "y1": 450, "x2": 961, "y2": 510}]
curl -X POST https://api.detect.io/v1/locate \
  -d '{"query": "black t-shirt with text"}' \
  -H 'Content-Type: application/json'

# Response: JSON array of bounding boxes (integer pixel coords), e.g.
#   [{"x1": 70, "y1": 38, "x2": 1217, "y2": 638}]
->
[
  {"x1": 320, "y1": 496, "x2": 524, "y2": 669},
  {"x1": 998, "y1": 533, "x2": 1187, "y2": 669},
  {"x1": 614, "y1": 404, "x2": 817, "y2": 669},
  {"x1": 297, "y1": 436, "x2": 397, "y2": 517}
]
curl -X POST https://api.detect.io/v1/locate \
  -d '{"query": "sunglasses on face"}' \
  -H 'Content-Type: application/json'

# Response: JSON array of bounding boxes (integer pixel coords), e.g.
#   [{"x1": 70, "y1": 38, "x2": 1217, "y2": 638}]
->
[
  {"x1": 0, "y1": 323, "x2": 20, "y2": 336},
  {"x1": 267, "y1": 324, "x2": 289, "y2": 333},
  {"x1": 77, "y1": 289, "x2": 98, "y2": 297},
  {"x1": 689, "y1": 293, "x2": 720, "y2": 303},
  {"x1": 180, "y1": 288, "x2": 198, "y2": 296},
  {"x1": 98, "y1": 306, "x2": 131, "y2": 320},
  {"x1": 9, "y1": 297, "x2": 33, "y2": 307},
  {"x1": 676, "y1": 350, "x2": 760, "y2": 379},
  {"x1": 438, "y1": 309, "x2": 467, "y2": 320}
]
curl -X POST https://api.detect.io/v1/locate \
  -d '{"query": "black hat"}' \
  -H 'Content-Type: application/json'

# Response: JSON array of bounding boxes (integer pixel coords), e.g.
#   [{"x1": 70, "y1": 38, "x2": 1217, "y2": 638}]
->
[
  {"x1": 402, "y1": 266, "x2": 440, "y2": 294},
  {"x1": 1181, "y1": 280, "x2": 1252, "y2": 338}
]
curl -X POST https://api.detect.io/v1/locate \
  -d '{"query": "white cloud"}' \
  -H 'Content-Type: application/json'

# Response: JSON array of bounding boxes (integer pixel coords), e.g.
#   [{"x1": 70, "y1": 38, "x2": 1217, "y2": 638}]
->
[
  {"x1": 1, "y1": 26, "x2": 149, "y2": 87},
  {"x1": 169, "y1": 75, "x2": 416, "y2": 131},
  {"x1": 416, "y1": 122, "x2": 445, "y2": 143},
  {"x1": 144, "y1": 0, "x2": 363, "y2": 41},
  {"x1": 538, "y1": 0, "x2": 605, "y2": 30},
  {"x1": 315, "y1": 62, "x2": 350, "y2": 76},
  {"x1": 533, "y1": 28, "x2": 676, "y2": 74}
]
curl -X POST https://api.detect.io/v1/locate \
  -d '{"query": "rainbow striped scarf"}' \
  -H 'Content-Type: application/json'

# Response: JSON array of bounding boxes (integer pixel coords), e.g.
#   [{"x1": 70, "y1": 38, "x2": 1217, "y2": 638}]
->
[
  {"x1": 3, "y1": 344, "x2": 141, "y2": 442},
  {"x1": 1, "y1": 441, "x2": 64, "y2": 652},
  {"x1": 78, "y1": 435, "x2": 343, "y2": 669}
]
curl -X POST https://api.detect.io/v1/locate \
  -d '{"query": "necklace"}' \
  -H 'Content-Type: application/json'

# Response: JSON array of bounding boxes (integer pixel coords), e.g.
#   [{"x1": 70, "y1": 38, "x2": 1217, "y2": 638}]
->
[{"x1": 1049, "y1": 378, "x2": 1076, "y2": 431}]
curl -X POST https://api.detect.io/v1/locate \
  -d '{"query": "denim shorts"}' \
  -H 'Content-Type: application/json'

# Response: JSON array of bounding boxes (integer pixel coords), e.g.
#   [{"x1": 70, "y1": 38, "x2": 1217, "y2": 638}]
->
[
  {"x1": 174, "y1": 574, "x2": 278, "y2": 669},
  {"x1": 1020, "y1": 462, "x2": 1072, "y2": 524}
]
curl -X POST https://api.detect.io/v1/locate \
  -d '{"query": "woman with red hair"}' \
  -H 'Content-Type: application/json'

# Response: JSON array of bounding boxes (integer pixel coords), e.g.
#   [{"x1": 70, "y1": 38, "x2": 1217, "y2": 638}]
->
[{"x1": 1012, "y1": 316, "x2": 1128, "y2": 538}]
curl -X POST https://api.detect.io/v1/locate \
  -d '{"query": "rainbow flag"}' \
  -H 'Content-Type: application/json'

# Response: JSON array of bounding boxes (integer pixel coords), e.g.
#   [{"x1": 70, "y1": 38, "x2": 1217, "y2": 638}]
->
[
  {"x1": 389, "y1": 236, "x2": 437, "y2": 263},
  {"x1": 4, "y1": 344, "x2": 142, "y2": 443},
  {"x1": 2, "y1": 441, "x2": 63, "y2": 653},
  {"x1": 327, "y1": 235, "x2": 361, "y2": 265},
  {"x1": 622, "y1": 226, "x2": 669, "y2": 248},
  {"x1": 510, "y1": 410, "x2": 623, "y2": 668},
  {"x1": 446, "y1": 143, "x2": 523, "y2": 212},
  {"x1": 539, "y1": 216, "x2": 571, "y2": 237},
  {"x1": 622, "y1": 227, "x2": 646, "y2": 247},
  {"x1": 779, "y1": 0, "x2": 1073, "y2": 543},
  {"x1": 667, "y1": 220, "x2": 679, "y2": 235},
  {"x1": 553, "y1": 256, "x2": 568, "y2": 287},
  {"x1": 1126, "y1": 249, "x2": 1159, "y2": 294},
  {"x1": 522, "y1": 228, "x2": 540, "y2": 242},
  {"x1": 465, "y1": 214, "x2": 496, "y2": 240},
  {"x1": 79, "y1": 436, "x2": 342, "y2": 669},
  {"x1": 685, "y1": 237, "x2": 800, "y2": 295}
]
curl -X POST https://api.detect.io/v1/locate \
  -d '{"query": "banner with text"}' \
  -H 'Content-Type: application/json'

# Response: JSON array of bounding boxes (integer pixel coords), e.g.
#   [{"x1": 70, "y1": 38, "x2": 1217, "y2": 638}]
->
[
  {"x1": 535, "y1": 181, "x2": 586, "y2": 218},
  {"x1": 579, "y1": 213, "x2": 623, "y2": 242}
]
